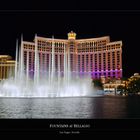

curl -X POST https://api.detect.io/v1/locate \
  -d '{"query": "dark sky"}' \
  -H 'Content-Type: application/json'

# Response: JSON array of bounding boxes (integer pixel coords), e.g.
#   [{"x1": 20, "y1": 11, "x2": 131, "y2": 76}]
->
[{"x1": 0, "y1": 11, "x2": 139, "y2": 78}]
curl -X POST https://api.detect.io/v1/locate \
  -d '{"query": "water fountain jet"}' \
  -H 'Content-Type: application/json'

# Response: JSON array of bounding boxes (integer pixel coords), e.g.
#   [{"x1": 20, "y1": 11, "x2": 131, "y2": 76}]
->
[{"x1": 0, "y1": 35, "x2": 101, "y2": 98}]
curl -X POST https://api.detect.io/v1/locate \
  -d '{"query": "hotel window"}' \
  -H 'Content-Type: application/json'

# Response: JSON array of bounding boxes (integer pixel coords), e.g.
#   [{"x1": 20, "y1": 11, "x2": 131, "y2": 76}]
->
[
  {"x1": 82, "y1": 55, "x2": 84, "y2": 72},
  {"x1": 78, "y1": 55, "x2": 80, "y2": 71},
  {"x1": 90, "y1": 54, "x2": 93, "y2": 70},
  {"x1": 86, "y1": 54, "x2": 88, "y2": 69},
  {"x1": 24, "y1": 51, "x2": 27, "y2": 70},
  {"x1": 99, "y1": 54, "x2": 101, "y2": 70},
  {"x1": 94, "y1": 54, "x2": 97, "y2": 69}
]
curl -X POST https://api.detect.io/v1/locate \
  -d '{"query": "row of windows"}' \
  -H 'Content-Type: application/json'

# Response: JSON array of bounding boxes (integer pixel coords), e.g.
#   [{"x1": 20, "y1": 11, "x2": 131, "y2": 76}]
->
[
  {"x1": 78, "y1": 39, "x2": 107, "y2": 47},
  {"x1": 38, "y1": 41, "x2": 66, "y2": 47},
  {"x1": 24, "y1": 44, "x2": 121, "y2": 52},
  {"x1": 24, "y1": 53, "x2": 121, "y2": 65},
  {"x1": 77, "y1": 47, "x2": 121, "y2": 52},
  {"x1": 24, "y1": 55, "x2": 120, "y2": 65},
  {"x1": 24, "y1": 62, "x2": 121, "y2": 72}
]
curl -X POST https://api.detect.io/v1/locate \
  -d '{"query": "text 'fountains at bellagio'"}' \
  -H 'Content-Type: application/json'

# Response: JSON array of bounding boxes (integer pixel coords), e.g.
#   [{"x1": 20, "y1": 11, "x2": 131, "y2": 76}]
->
[{"x1": 0, "y1": 34, "x2": 95, "y2": 97}]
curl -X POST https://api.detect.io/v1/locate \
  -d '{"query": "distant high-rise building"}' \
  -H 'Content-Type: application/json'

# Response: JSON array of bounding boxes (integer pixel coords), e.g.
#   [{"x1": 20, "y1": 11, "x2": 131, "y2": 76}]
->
[
  {"x1": 0, "y1": 55, "x2": 15, "y2": 80},
  {"x1": 21, "y1": 31, "x2": 122, "y2": 79}
]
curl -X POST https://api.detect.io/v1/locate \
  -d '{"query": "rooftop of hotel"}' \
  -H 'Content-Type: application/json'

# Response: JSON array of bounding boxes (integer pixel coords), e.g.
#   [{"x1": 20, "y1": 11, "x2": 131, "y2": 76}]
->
[
  {"x1": 35, "y1": 34, "x2": 111, "y2": 42},
  {"x1": 0, "y1": 55, "x2": 12, "y2": 59}
]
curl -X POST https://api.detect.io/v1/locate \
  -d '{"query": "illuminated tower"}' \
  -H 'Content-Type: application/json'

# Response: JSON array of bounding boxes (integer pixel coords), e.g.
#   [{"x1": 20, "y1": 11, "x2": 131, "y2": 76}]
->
[{"x1": 67, "y1": 31, "x2": 77, "y2": 74}]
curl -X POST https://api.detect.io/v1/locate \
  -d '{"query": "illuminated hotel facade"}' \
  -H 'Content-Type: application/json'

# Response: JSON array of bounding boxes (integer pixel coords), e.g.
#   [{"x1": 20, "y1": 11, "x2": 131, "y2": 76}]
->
[
  {"x1": 21, "y1": 31, "x2": 122, "y2": 79},
  {"x1": 0, "y1": 55, "x2": 15, "y2": 80}
]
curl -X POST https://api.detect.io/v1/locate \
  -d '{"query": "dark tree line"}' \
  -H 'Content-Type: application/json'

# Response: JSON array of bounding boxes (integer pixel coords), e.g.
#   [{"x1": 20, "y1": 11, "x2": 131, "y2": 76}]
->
[
  {"x1": 127, "y1": 78, "x2": 140, "y2": 95},
  {"x1": 92, "y1": 77, "x2": 140, "y2": 96}
]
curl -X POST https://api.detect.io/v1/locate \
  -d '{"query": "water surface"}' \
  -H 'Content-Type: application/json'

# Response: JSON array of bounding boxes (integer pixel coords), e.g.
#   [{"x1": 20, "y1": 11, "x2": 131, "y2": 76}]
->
[{"x1": 0, "y1": 96, "x2": 140, "y2": 118}]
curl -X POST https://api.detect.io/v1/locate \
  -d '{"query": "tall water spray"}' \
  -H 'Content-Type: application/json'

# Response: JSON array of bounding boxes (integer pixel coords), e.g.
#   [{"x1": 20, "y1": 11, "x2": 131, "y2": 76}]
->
[{"x1": 0, "y1": 35, "x2": 97, "y2": 97}]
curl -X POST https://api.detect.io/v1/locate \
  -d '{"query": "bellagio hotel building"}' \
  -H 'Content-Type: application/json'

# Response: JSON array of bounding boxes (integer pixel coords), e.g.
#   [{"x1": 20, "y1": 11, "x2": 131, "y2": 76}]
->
[{"x1": 22, "y1": 31, "x2": 122, "y2": 79}]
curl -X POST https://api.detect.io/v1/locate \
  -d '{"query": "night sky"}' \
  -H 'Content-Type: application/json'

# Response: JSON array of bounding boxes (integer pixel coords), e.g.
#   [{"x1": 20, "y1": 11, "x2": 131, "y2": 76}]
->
[{"x1": 0, "y1": 11, "x2": 140, "y2": 78}]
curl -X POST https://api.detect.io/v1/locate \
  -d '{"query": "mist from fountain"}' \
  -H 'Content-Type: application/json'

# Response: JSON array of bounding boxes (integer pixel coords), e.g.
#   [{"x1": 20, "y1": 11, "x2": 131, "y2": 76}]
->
[{"x1": 0, "y1": 36, "x2": 100, "y2": 98}]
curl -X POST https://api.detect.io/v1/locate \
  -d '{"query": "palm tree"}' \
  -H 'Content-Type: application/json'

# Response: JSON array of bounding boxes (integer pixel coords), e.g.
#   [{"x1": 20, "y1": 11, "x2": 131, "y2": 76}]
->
[
  {"x1": 127, "y1": 78, "x2": 140, "y2": 95},
  {"x1": 117, "y1": 85, "x2": 125, "y2": 95}
]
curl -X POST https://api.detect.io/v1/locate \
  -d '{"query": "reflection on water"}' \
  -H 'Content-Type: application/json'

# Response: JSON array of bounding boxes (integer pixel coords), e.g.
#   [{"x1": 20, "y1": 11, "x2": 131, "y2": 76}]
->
[{"x1": 0, "y1": 96, "x2": 140, "y2": 118}]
